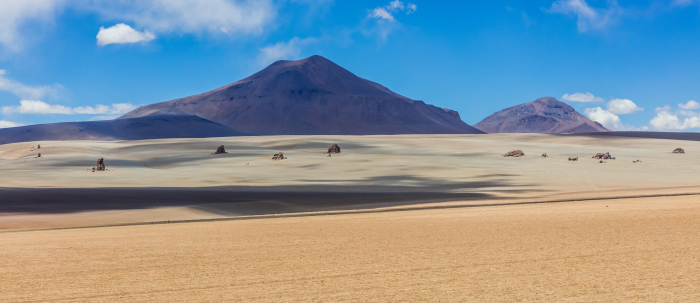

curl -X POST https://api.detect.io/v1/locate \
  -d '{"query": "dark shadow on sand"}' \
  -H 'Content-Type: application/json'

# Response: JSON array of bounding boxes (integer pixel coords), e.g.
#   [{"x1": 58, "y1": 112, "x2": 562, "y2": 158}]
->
[{"x1": 0, "y1": 177, "x2": 535, "y2": 216}]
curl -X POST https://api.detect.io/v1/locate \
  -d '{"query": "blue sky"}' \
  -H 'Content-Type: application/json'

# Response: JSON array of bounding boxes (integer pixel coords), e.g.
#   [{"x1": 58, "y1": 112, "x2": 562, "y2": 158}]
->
[{"x1": 1, "y1": 0, "x2": 700, "y2": 131}]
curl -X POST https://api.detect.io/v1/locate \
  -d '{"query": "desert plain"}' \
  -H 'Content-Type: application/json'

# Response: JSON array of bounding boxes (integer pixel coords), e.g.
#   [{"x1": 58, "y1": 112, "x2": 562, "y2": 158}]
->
[{"x1": 1, "y1": 133, "x2": 699, "y2": 301}]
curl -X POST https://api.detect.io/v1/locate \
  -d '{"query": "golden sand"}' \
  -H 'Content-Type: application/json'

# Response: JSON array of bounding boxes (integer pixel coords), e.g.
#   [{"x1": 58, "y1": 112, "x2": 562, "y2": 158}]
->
[
  {"x1": 1, "y1": 134, "x2": 699, "y2": 301},
  {"x1": 1, "y1": 195, "x2": 698, "y2": 302}
]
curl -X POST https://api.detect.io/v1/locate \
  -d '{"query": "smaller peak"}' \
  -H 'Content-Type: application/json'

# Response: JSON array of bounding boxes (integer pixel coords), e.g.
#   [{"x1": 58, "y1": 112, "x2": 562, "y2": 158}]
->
[
  {"x1": 533, "y1": 96, "x2": 560, "y2": 104},
  {"x1": 531, "y1": 97, "x2": 572, "y2": 110}
]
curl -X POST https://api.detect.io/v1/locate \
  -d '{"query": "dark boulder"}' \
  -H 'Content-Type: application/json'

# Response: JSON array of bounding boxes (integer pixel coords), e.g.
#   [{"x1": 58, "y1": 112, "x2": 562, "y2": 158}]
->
[
  {"x1": 328, "y1": 144, "x2": 341, "y2": 154},
  {"x1": 504, "y1": 150, "x2": 525, "y2": 157},
  {"x1": 214, "y1": 145, "x2": 227, "y2": 154}
]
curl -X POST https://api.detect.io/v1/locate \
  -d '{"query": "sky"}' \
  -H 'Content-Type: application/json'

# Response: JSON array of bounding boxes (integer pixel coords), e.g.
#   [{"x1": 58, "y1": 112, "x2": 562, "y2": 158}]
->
[{"x1": 1, "y1": 0, "x2": 700, "y2": 132}]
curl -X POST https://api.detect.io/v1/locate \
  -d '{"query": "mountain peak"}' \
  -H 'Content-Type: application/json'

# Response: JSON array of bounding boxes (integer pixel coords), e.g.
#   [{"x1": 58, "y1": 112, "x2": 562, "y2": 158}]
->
[
  {"x1": 121, "y1": 55, "x2": 482, "y2": 135},
  {"x1": 266, "y1": 55, "x2": 336, "y2": 70},
  {"x1": 474, "y1": 97, "x2": 610, "y2": 133}
]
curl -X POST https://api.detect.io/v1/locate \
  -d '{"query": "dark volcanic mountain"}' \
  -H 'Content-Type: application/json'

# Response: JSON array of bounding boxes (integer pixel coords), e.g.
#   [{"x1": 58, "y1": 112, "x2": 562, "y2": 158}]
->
[
  {"x1": 474, "y1": 97, "x2": 611, "y2": 133},
  {"x1": 0, "y1": 115, "x2": 247, "y2": 145},
  {"x1": 121, "y1": 55, "x2": 482, "y2": 135}
]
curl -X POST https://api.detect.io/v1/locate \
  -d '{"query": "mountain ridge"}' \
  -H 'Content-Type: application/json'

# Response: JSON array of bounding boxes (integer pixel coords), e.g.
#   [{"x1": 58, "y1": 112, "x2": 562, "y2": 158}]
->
[{"x1": 0, "y1": 115, "x2": 248, "y2": 145}]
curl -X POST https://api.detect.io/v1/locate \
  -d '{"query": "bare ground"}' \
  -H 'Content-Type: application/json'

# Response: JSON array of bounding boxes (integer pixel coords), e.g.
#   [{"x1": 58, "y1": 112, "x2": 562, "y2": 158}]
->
[
  {"x1": 1, "y1": 134, "x2": 699, "y2": 301},
  {"x1": 1, "y1": 195, "x2": 699, "y2": 302}
]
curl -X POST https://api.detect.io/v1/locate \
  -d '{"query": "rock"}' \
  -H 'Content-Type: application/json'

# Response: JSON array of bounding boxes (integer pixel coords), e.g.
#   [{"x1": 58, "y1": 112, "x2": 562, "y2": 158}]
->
[
  {"x1": 592, "y1": 152, "x2": 615, "y2": 160},
  {"x1": 328, "y1": 144, "x2": 341, "y2": 154},
  {"x1": 37, "y1": 144, "x2": 41, "y2": 149},
  {"x1": 95, "y1": 158, "x2": 106, "y2": 171},
  {"x1": 37, "y1": 153, "x2": 41, "y2": 158},
  {"x1": 504, "y1": 150, "x2": 525, "y2": 157},
  {"x1": 541, "y1": 153, "x2": 547, "y2": 158},
  {"x1": 272, "y1": 152, "x2": 287, "y2": 160},
  {"x1": 568, "y1": 157, "x2": 578, "y2": 161},
  {"x1": 214, "y1": 145, "x2": 227, "y2": 154},
  {"x1": 673, "y1": 148, "x2": 685, "y2": 154}
]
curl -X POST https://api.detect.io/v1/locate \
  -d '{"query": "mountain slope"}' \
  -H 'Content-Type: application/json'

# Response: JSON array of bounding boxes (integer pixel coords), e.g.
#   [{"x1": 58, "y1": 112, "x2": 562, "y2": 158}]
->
[
  {"x1": 0, "y1": 115, "x2": 247, "y2": 145},
  {"x1": 474, "y1": 97, "x2": 610, "y2": 133},
  {"x1": 121, "y1": 55, "x2": 483, "y2": 135}
]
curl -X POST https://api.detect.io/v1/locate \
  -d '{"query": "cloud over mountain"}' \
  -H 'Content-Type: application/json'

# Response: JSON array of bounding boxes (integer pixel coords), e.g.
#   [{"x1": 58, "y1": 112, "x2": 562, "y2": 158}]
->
[
  {"x1": 561, "y1": 92, "x2": 604, "y2": 102},
  {"x1": 2, "y1": 100, "x2": 135, "y2": 115}
]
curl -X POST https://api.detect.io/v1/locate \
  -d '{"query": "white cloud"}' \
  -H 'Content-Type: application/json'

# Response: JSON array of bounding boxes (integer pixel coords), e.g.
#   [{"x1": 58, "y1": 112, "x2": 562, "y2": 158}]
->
[
  {"x1": 650, "y1": 111, "x2": 700, "y2": 131},
  {"x1": 584, "y1": 107, "x2": 623, "y2": 130},
  {"x1": 548, "y1": 0, "x2": 621, "y2": 32},
  {"x1": 0, "y1": 120, "x2": 23, "y2": 128},
  {"x1": 584, "y1": 107, "x2": 649, "y2": 131},
  {"x1": 257, "y1": 37, "x2": 317, "y2": 66},
  {"x1": 1, "y1": 100, "x2": 136, "y2": 115},
  {"x1": 370, "y1": 8, "x2": 395, "y2": 21},
  {"x1": 656, "y1": 105, "x2": 672, "y2": 113},
  {"x1": 0, "y1": 0, "x2": 276, "y2": 52},
  {"x1": 368, "y1": 0, "x2": 417, "y2": 22},
  {"x1": 85, "y1": 0, "x2": 275, "y2": 36},
  {"x1": 678, "y1": 110, "x2": 698, "y2": 117},
  {"x1": 0, "y1": 69, "x2": 62, "y2": 100},
  {"x1": 406, "y1": 3, "x2": 417, "y2": 14},
  {"x1": 388, "y1": 0, "x2": 404, "y2": 11},
  {"x1": 0, "y1": 0, "x2": 64, "y2": 52},
  {"x1": 606, "y1": 98, "x2": 643, "y2": 115},
  {"x1": 561, "y1": 92, "x2": 604, "y2": 102},
  {"x1": 678, "y1": 100, "x2": 700, "y2": 110},
  {"x1": 365, "y1": 1, "x2": 417, "y2": 42},
  {"x1": 649, "y1": 103, "x2": 700, "y2": 131},
  {"x1": 97, "y1": 23, "x2": 156, "y2": 46}
]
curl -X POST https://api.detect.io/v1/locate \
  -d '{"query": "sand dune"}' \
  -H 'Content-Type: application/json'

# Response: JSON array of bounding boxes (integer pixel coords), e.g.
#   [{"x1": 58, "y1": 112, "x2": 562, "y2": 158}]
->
[
  {"x1": 2, "y1": 133, "x2": 698, "y2": 191},
  {"x1": 1, "y1": 133, "x2": 699, "y2": 229},
  {"x1": 1, "y1": 134, "x2": 699, "y2": 301}
]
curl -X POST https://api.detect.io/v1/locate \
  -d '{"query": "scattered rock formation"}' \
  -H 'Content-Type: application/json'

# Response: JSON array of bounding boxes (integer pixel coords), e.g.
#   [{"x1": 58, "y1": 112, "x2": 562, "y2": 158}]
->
[
  {"x1": 592, "y1": 152, "x2": 615, "y2": 160},
  {"x1": 504, "y1": 150, "x2": 525, "y2": 157},
  {"x1": 673, "y1": 148, "x2": 685, "y2": 154},
  {"x1": 272, "y1": 152, "x2": 287, "y2": 160},
  {"x1": 214, "y1": 145, "x2": 227, "y2": 154},
  {"x1": 633, "y1": 160, "x2": 642, "y2": 163},
  {"x1": 328, "y1": 144, "x2": 341, "y2": 154},
  {"x1": 92, "y1": 158, "x2": 106, "y2": 172},
  {"x1": 568, "y1": 157, "x2": 578, "y2": 161}
]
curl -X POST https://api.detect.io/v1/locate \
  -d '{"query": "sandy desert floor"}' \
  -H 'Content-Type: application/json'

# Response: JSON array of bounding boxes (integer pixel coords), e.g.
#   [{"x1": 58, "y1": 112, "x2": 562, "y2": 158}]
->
[
  {"x1": 1, "y1": 134, "x2": 699, "y2": 301},
  {"x1": 1, "y1": 195, "x2": 699, "y2": 302}
]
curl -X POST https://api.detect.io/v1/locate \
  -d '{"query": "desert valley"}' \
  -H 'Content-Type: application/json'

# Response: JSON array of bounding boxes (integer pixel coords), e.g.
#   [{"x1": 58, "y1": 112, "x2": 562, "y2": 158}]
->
[{"x1": 1, "y1": 55, "x2": 699, "y2": 301}]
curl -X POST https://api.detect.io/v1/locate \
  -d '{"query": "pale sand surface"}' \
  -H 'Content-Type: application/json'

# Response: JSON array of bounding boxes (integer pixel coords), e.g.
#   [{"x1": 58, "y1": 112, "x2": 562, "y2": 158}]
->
[
  {"x1": 1, "y1": 134, "x2": 699, "y2": 229},
  {"x1": 1, "y1": 134, "x2": 700, "y2": 301},
  {"x1": 1, "y1": 195, "x2": 698, "y2": 302},
  {"x1": 1, "y1": 134, "x2": 698, "y2": 192}
]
